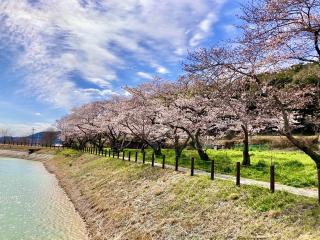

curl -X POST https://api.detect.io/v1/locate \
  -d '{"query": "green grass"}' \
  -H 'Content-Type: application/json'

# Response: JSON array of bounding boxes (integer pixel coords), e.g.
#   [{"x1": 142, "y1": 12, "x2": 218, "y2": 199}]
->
[{"x1": 104, "y1": 147, "x2": 318, "y2": 188}]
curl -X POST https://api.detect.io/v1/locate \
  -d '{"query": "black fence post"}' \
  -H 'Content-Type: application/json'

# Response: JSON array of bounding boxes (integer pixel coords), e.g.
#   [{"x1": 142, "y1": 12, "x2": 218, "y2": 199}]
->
[
  {"x1": 175, "y1": 156, "x2": 179, "y2": 171},
  {"x1": 96, "y1": 148, "x2": 98, "y2": 155},
  {"x1": 105, "y1": 150, "x2": 107, "y2": 157},
  {"x1": 135, "y1": 152, "x2": 138, "y2": 162},
  {"x1": 122, "y1": 151, "x2": 125, "y2": 160},
  {"x1": 143, "y1": 152, "x2": 145, "y2": 164},
  {"x1": 112, "y1": 151, "x2": 115, "y2": 158},
  {"x1": 191, "y1": 157, "x2": 195, "y2": 176},
  {"x1": 108, "y1": 149, "x2": 111, "y2": 157},
  {"x1": 236, "y1": 162, "x2": 240, "y2": 186},
  {"x1": 270, "y1": 165, "x2": 275, "y2": 193},
  {"x1": 162, "y1": 155, "x2": 165, "y2": 169},
  {"x1": 128, "y1": 151, "x2": 131, "y2": 161},
  {"x1": 211, "y1": 160, "x2": 215, "y2": 180},
  {"x1": 151, "y1": 153, "x2": 155, "y2": 167},
  {"x1": 117, "y1": 151, "x2": 120, "y2": 159}
]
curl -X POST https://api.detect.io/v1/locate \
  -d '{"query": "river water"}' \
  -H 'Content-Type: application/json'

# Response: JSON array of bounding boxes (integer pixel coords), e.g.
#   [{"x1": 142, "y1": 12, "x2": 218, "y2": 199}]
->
[{"x1": 0, "y1": 157, "x2": 88, "y2": 240}]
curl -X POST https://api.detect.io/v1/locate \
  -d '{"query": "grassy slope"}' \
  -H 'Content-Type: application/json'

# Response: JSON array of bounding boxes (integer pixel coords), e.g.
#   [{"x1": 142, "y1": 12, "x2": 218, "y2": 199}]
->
[
  {"x1": 48, "y1": 149, "x2": 320, "y2": 240},
  {"x1": 116, "y1": 148, "x2": 318, "y2": 188}
]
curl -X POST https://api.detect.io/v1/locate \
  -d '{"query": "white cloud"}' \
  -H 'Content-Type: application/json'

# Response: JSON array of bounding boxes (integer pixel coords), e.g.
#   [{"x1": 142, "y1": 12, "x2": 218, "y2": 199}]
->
[
  {"x1": 156, "y1": 66, "x2": 170, "y2": 74},
  {"x1": 136, "y1": 71, "x2": 153, "y2": 80},
  {"x1": 0, "y1": 0, "x2": 227, "y2": 109},
  {"x1": 35, "y1": 112, "x2": 41, "y2": 116},
  {"x1": 189, "y1": 12, "x2": 221, "y2": 47}
]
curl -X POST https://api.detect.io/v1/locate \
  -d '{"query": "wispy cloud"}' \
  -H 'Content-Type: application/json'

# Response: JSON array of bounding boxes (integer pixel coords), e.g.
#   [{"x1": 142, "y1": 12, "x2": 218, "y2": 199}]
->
[
  {"x1": 0, "y1": 0, "x2": 227, "y2": 109},
  {"x1": 136, "y1": 71, "x2": 153, "y2": 80}
]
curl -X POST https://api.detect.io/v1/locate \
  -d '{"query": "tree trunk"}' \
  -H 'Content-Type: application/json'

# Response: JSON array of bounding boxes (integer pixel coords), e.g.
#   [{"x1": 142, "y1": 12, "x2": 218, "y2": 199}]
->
[
  {"x1": 241, "y1": 125, "x2": 250, "y2": 166},
  {"x1": 197, "y1": 148, "x2": 209, "y2": 161},
  {"x1": 317, "y1": 166, "x2": 320, "y2": 205},
  {"x1": 174, "y1": 148, "x2": 183, "y2": 158},
  {"x1": 152, "y1": 145, "x2": 162, "y2": 156},
  {"x1": 285, "y1": 134, "x2": 320, "y2": 204},
  {"x1": 191, "y1": 132, "x2": 209, "y2": 161}
]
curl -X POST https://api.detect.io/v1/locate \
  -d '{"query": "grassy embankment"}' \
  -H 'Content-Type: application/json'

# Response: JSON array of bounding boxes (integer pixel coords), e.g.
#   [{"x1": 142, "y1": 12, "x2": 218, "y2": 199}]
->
[
  {"x1": 111, "y1": 147, "x2": 318, "y2": 188},
  {"x1": 47, "y1": 149, "x2": 320, "y2": 239}
]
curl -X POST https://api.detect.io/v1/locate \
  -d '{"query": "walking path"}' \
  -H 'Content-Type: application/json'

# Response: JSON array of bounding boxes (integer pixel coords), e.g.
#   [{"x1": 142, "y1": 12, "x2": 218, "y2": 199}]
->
[{"x1": 114, "y1": 154, "x2": 319, "y2": 199}]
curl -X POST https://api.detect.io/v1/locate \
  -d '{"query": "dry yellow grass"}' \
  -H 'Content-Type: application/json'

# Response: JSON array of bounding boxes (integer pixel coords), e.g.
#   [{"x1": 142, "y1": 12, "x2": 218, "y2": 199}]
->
[{"x1": 44, "y1": 149, "x2": 320, "y2": 240}]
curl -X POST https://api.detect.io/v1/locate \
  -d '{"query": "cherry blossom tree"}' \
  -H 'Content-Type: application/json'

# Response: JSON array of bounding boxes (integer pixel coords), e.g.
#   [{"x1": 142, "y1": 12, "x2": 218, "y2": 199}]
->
[
  {"x1": 240, "y1": 0, "x2": 320, "y2": 201},
  {"x1": 118, "y1": 83, "x2": 170, "y2": 155},
  {"x1": 185, "y1": 45, "x2": 270, "y2": 165},
  {"x1": 96, "y1": 97, "x2": 132, "y2": 152},
  {"x1": 156, "y1": 75, "x2": 226, "y2": 161}
]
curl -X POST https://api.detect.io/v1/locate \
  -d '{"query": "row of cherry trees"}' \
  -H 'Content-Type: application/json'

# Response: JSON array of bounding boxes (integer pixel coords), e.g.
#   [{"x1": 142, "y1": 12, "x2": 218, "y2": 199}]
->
[{"x1": 57, "y1": 0, "x2": 320, "y2": 196}]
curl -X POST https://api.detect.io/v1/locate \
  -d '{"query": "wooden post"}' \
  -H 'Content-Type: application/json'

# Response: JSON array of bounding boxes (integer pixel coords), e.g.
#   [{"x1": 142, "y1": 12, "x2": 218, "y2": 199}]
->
[
  {"x1": 128, "y1": 152, "x2": 131, "y2": 161},
  {"x1": 112, "y1": 151, "x2": 115, "y2": 158},
  {"x1": 162, "y1": 155, "x2": 165, "y2": 169},
  {"x1": 236, "y1": 162, "x2": 240, "y2": 186},
  {"x1": 191, "y1": 157, "x2": 195, "y2": 176},
  {"x1": 135, "y1": 152, "x2": 138, "y2": 162},
  {"x1": 108, "y1": 149, "x2": 111, "y2": 157},
  {"x1": 152, "y1": 153, "x2": 155, "y2": 167},
  {"x1": 96, "y1": 148, "x2": 98, "y2": 155},
  {"x1": 211, "y1": 160, "x2": 215, "y2": 180},
  {"x1": 117, "y1": 151, "x2": 120, "y2": 159},
  {"x1": 270, "y1": 165, "x2": 275, "y2": 193},
  {"x1": 122, "y1": 151, "x2": 125, "y2": 160},
  {"x1": 143, "y1": 152, "x2": 145, "y2": 164},
  {"x1": 175, "y1": 156, "x2": 179, "y2": 171}
]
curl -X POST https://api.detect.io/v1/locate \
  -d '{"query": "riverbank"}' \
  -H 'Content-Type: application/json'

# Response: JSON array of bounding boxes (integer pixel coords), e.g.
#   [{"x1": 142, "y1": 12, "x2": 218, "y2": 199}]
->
[
  {"x1": 2, "y1": 148, "x2": 320, "y2": 239},
  {"x1": 43, "y1": 149, "x2": 320, "y2": 239}
]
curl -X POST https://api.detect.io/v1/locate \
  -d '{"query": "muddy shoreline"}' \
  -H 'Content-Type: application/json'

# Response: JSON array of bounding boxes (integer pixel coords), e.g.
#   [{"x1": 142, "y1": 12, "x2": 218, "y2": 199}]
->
[{"x1": 0, "y1": 150, "x2": 92, "y2": 240}]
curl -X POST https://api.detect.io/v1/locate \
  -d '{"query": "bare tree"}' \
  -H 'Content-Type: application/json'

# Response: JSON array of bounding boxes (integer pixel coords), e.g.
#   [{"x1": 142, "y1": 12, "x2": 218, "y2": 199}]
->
[
  {"x1": 1, "y1": 128, "x2": 11, "y2": 144},
  {"x1": 42, "y1": 128, "x2": 58, "y2": 146}
]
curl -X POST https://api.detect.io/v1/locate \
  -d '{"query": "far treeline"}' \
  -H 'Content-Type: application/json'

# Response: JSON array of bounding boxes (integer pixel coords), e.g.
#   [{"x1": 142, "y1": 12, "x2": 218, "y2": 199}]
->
[{"x1": 57, "y1": 0, "x2": 319, "y2": 191}]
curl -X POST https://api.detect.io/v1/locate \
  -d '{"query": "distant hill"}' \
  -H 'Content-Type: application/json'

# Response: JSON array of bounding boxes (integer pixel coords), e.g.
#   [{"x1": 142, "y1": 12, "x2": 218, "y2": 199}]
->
[{"x1": 0, "y1": 131, "x2": 61, "y2": 145}]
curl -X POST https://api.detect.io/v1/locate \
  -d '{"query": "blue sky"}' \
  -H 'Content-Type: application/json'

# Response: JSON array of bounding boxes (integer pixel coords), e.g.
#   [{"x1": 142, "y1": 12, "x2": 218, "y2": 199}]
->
[{"x1": 0, "y1": 0, "x2": 241, "y2": 136}]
